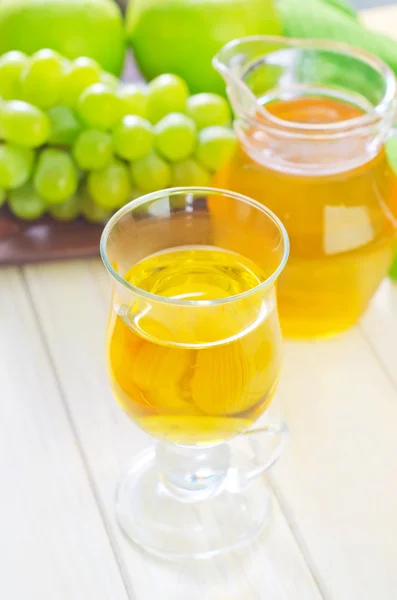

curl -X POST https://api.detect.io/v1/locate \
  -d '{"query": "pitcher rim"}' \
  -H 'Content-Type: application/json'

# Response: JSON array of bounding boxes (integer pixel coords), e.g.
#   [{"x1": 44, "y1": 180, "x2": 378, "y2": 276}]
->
[{"x1": 213, "y1": 35, "x2": 397, "y2": 134}]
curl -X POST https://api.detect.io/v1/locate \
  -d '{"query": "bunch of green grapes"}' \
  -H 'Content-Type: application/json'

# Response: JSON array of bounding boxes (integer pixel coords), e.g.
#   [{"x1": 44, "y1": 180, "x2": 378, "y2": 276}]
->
[{"x1": 0, "y1": 50, "x2": 237, "y2": 223}]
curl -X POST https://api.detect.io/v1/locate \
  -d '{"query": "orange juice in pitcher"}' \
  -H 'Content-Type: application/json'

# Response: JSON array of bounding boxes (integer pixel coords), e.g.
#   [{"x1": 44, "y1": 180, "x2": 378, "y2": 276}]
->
[{"x1": 213, "y1": 37, "x2": 397, "y2": 338}]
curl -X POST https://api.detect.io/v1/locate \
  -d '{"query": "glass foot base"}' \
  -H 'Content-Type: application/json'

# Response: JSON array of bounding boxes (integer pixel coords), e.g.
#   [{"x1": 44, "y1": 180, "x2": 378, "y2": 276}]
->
[{"x1": 116, "y1": 447, "x2": 272, "y2": 560}]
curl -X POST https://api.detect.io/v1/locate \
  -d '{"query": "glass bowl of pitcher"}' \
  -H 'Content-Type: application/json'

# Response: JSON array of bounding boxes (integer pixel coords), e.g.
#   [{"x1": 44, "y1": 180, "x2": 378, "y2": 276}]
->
[
  {"x1": 213, "y1": 37, "x2": 397, "y2": 338},
  {"x1": 101, "y1": 187, "x2": 289, "y2": 559}
]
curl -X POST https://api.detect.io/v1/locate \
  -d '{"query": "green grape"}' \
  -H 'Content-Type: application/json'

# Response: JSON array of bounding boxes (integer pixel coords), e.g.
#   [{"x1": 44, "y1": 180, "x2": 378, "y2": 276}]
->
[
  {"x1": 186, "y1": 93, "x2": 231, "y2": 130},
  {"x1": 147, "y1": 74, "x2": 189, "y2": 124},
  {"x1": 386, "y1": 137, "x2": 397, "y2": 174},
  {"x1": 34, "y1": 148, "x2": 78, "y2": 204},
  {"x1": 0, "y1": 51, "x2": 27, "y2": 101},
  {"x1": 171, "y1": 158, "x2": 211, "y2": 187},
  {"x1": 113, "y1": 115, "x2": 153, "y2": 161},
  {"x1": 77, "y1": 83, "x2": 122, "y2": 131},
  {"x1": 196, "y1": 126, "x2": 237, "y2": 171},
  {"x1": 101, "y1": 72, "x2": 119, "y2": 91},
  {"x1": 0, "y1": 100, "x2": 50, "y2": 148},
  {"x1": 61, "y1": 57, "x2": 101, "y2": 107},
  {"x1": 154, "y1": 113, "x2": 196, "y2": 162},
  {"x1": 0, "y1": 187, "x2": 6, "y2": 207},
  {"x1": 130, "y1": 151, "x2": 171, "y2": 193},
  {"x1": 8, "y1": 182, "x2": 46, "y2": 220},
  {"x1": 0, "y1": 143, "x2": 34, "y2": 189},
  {"x1": 88, "y1": 159, "x2": 130, "y2": 209},
  {"x1": 20, "y1": 49, "x2": 66, "y2": 109},
  {"x1": 47, "y1": 106, "x2": 82, "y2": 146},
  {"x1": 61, "y1": 58, "x2": 72, "y2": 73},
  {"x1": 73, "y1": 129, "x2": 113, "y2": 171},
  {"x1": 117, "y1": 84, "x2": 148, "y2": 118},
  {"x1": 81, "y1": 191, "x2": 112, "y2": 224},
  {"x1": 49, "y1": 193, "x2": 81, "y2": 222}
]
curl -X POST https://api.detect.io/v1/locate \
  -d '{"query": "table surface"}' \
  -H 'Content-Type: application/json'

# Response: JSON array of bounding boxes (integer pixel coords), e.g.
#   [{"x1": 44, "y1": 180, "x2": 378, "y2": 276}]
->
[{"x1": 2, "y1": 5, "x2": 397, "y2": 600}]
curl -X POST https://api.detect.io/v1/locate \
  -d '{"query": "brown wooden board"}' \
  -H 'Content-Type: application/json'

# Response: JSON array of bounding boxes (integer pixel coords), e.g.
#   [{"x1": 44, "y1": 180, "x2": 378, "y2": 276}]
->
[{"x1": 0, "y1": 207, "x2": 103, "y2": 265}]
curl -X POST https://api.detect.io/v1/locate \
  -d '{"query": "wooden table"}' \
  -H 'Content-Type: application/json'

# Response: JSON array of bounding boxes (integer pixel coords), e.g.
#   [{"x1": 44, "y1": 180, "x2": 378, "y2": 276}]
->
[{"x1": 2, "y1": 5, "x2": 397, "y2": 599}]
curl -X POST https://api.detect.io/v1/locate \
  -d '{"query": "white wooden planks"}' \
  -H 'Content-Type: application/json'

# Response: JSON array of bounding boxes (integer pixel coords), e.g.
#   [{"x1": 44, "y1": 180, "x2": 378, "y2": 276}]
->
[
  {"x1": 272, "y1": 327, "x2": 397, "y2": 600},
  {"x1": 24, "y1": 260, "x2": 323, "y2": 600},
  {"x1": 0, "y1": 268, "x2": 129, "y2": 600}
]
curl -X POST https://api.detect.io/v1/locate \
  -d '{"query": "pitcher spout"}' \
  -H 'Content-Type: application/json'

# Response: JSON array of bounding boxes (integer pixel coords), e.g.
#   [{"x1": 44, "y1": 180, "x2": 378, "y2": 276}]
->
[{"x1": 213, "y1": 35, "x2": 289, "y2": 117}]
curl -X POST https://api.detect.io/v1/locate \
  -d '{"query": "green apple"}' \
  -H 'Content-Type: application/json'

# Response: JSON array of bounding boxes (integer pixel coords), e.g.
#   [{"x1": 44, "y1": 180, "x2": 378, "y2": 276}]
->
[
  {"x1": 0, "y1": 0, "x2": 126, "y2": 75},
  {"x1": 126, "y1": 0, "x2": 281, "y2": 94}
]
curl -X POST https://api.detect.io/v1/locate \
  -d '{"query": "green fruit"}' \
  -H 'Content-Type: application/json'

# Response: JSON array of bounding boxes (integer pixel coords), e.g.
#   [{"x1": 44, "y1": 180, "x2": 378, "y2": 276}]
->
[
  {"x1": 386, "y1": 137, "x2": 397, "y2": 176},
  {"x1": 8, "y1": 181, "x2": 46, "y2": 220},
  {"x1": 154, "y1": 113, "x2": 196, "y2": 162},
  {"x1": 77, "y1": 83, "x2": 122, "y2": 130},
  {"x1": 147, "y1": 74, "x2": 189, "y2": 123},
  {"x1": 81, "y1": 191, "x2": 112, "y2": 223},
  {"x1": 47, "y1": 105, "x2": 82, "y2": 146},
  {"x1": 113, "y1": 115, "x2": 153, "y2": 161},
  {"x1": 88, "y1": 159, "x2": 131, "y2": 209},
  {"x1": 130, "y1": 151, "x2": 171, "y2": 193},
  {"x1": 34, "y1": 148, "x2": 78, "y2": 204},
  {"x1": 196, "y1": 126, "x2": 237, "y2": 171},
  {"x1": 126, "y1": 0, "x2": 281, "y2": 94},
  {"x1": 186, "y1": 93, "x2": 231, "y2": 129},
  {"x1": 100, "y1": 72, "x2": 119, "y2": 91},
  {"x1": 171, "y1": 158, "x2": 211, "y2": 187},
  {"x1": 49, "y1": 192, "x2": 81, "y2": 221},
  {"x1": 73, "y1": 129, "x2": 113, "y2": 171},
  {"x1": 117, "y1": 84, "x2": 148, "y2": 118},
  {"x1": 1, "y1": 100, "x2": 50, "y2": 148},
  {"x1": 0, "y1": 0, "x2": 125, "y2": 75},
  {"x1": 0, "y1": 51, "x2": 27, "y2": 100},
  {"x1": 0, "y1": 143, "x2": 34, "y2": 189},
  {"x1": 20, "y1": 48, "x2": 66, "y2": 108},
  {"x1": 61, "y1": 57, "x2": 101, "y2": 107}
]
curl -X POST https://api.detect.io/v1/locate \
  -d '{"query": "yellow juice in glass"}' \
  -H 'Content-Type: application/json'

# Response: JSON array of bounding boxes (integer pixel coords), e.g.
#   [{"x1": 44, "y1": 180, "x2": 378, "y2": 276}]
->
[{"x1": 107, "y1": 246, "x2": 282, "y2": 444}]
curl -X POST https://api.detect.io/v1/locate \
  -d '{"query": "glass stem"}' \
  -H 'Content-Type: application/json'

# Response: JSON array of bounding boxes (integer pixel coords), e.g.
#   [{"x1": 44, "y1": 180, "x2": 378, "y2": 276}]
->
[{"x1": 156, "y1": 442, "x2": 230, "y2": 501}]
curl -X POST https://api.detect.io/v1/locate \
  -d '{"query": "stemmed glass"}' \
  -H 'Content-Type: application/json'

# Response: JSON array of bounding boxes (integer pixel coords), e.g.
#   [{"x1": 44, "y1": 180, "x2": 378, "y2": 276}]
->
[{"x1": 100, "y1": 187, "x2": 289, "y2": 559}]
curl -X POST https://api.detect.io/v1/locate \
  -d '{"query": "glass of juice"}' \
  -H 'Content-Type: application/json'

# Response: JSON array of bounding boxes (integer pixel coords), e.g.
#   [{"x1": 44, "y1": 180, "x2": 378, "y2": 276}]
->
[
  {"x1": 213, "y1": 37, "x2": 397, "y2": 338},
  {"x1": 101, "y1": 187, "x2": 289, "y2": 558}
]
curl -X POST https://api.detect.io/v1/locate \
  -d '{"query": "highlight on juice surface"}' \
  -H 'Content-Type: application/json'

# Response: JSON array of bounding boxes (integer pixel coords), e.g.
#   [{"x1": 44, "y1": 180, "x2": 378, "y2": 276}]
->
[{"x1": 213, "y1": 36, "x2": 397, "y2": 338}]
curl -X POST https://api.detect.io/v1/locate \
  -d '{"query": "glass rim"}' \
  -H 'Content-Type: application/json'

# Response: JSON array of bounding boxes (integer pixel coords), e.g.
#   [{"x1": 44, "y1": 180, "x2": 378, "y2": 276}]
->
[
  {"x1": 100, "y1": 186, "x2": 290, "y2": 307},
  {"x1": 213, "y1": 35, "x2": 397, "y2": 135}
]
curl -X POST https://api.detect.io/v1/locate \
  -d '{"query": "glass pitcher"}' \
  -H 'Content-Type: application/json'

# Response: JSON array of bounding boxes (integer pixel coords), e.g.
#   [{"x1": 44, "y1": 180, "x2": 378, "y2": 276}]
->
[
  {"x1": 213, "y1": 36, "x2": 397, "y2": 339},
  {"x1": 101, "y1": 187, "x2": 289, "y2": 558}
]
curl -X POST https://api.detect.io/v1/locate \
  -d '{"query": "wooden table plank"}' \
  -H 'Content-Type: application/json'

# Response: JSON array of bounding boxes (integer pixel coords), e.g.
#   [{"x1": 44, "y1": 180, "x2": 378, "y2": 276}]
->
[
  {"x1": 361, "y1": 281, "x2": 397, "y2": 388},
  {"x1": 0, "y1": 268, "x2": 130, "y2": 600},
  {"x1": 271, "y1": 327, "x2": 397, "y2": 600},
  {"x1": 23, "y1": 260, "x2": 324, "y2": 600}
]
